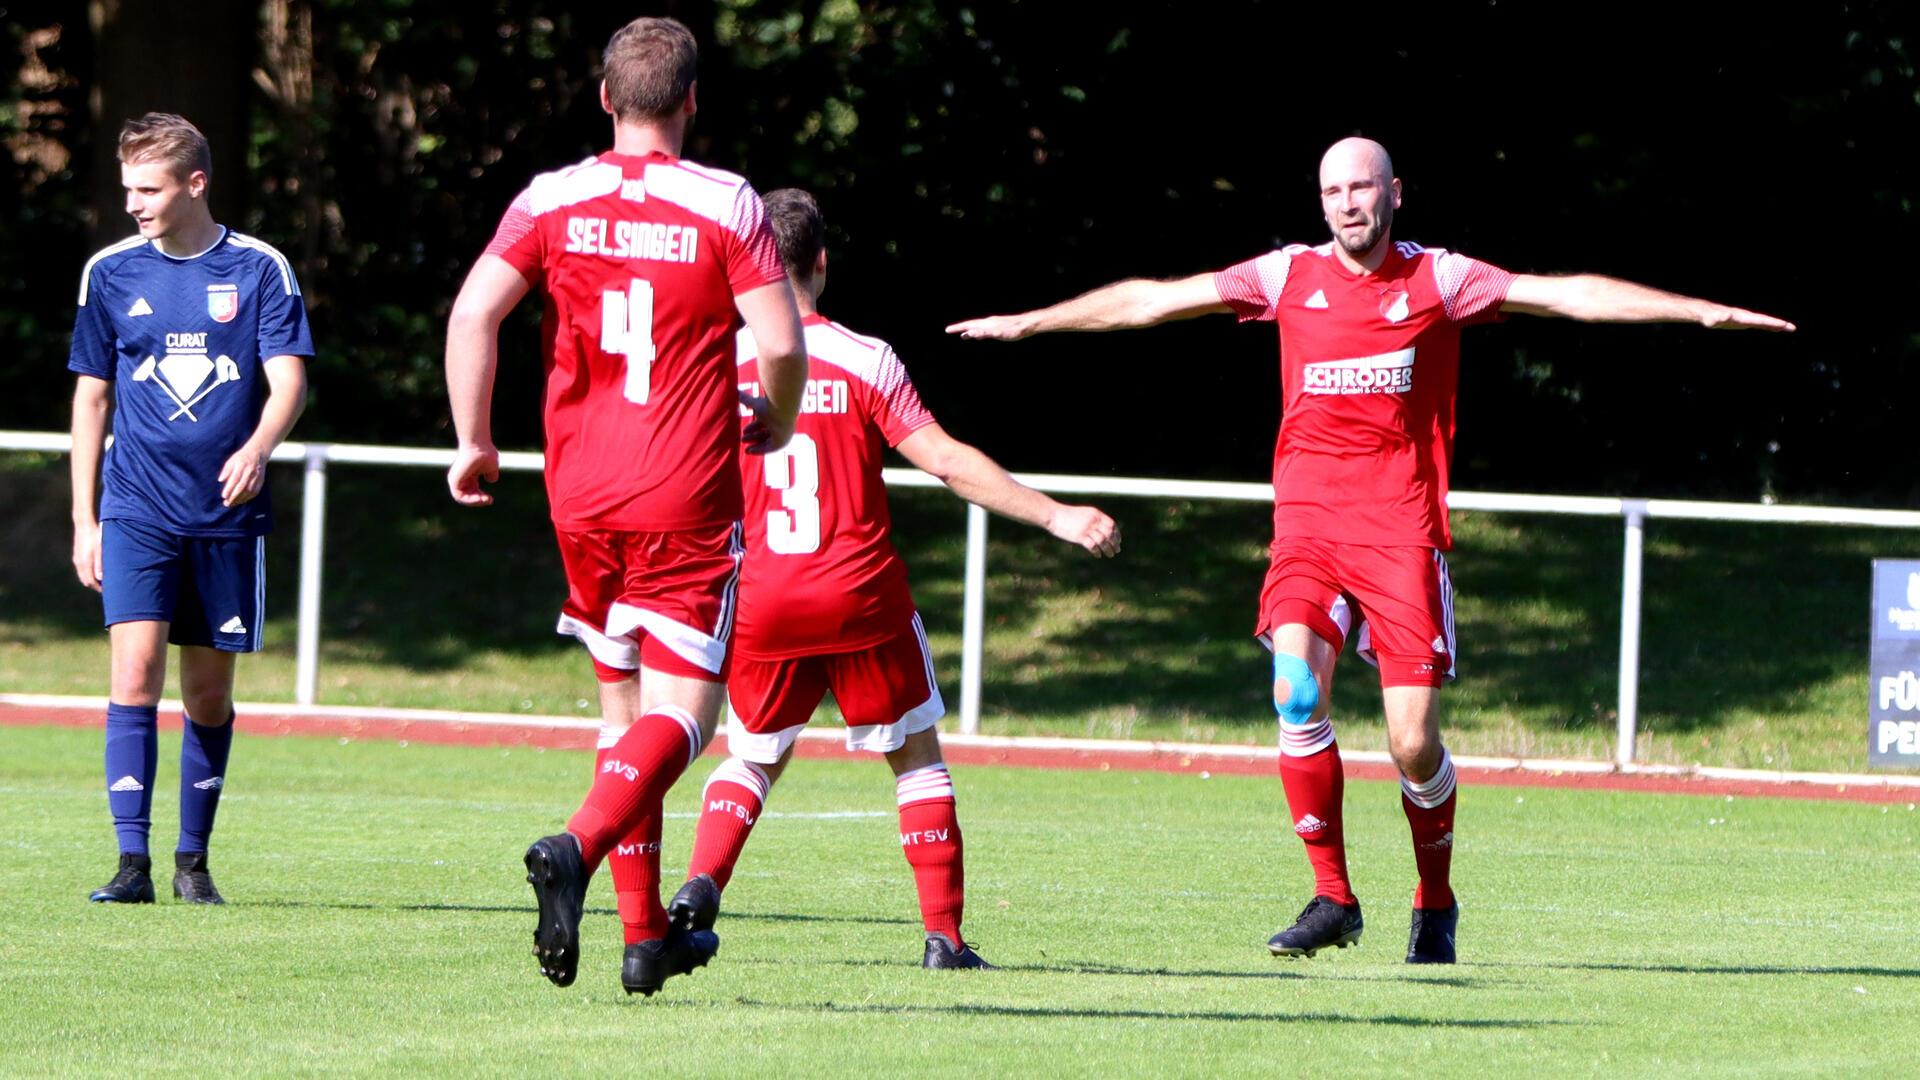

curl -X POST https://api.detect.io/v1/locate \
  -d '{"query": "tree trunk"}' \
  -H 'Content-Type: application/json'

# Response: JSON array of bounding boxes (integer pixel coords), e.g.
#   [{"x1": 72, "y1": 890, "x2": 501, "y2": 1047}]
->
[{"x1": 88, "y1": 0, "x2": 255, "y2": 247}]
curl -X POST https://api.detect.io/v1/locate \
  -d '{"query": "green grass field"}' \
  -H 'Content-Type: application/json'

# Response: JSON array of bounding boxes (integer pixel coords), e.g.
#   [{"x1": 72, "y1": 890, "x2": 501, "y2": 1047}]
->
[
  {"x1": 1, "y1": 723, "x2": 1915, "y2": 1077},
  {"x1": 4, "y1": 453, "x2": 1917, "y2": 772}
]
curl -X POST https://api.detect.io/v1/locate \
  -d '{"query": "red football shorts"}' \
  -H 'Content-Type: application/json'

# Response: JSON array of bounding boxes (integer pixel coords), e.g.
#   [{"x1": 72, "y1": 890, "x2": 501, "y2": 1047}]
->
[
  {"x1": 724, "y1": 613, "x2": 945, "y2": 764},
  {"x1": 1256, "y1": 536, "x2": 1456, "y2": 688},
  {"x1": 553, "y1": 521, "x2": 743, "y2": 682}
]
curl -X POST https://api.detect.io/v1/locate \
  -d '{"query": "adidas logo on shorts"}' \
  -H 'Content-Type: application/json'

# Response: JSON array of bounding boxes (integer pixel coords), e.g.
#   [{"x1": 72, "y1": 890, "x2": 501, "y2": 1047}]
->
[{"x1": 220, "y1": 616, "x2": 247, "y2": 635}]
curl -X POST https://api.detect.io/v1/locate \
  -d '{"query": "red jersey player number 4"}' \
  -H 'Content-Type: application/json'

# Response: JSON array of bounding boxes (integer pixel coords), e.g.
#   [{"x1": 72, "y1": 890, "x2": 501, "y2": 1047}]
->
[{"x1": 484, "y1": 150, "x2": 787, "y2": 533}]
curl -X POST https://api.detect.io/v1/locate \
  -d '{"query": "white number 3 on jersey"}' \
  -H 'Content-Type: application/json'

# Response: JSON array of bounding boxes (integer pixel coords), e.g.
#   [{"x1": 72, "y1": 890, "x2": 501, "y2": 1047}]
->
[
  {"x1": 601, "y1": 279, "x2": 656, "y2": 404},
  {"x1": 764, "y1": 434, "x2": 821, "y2": 554}
]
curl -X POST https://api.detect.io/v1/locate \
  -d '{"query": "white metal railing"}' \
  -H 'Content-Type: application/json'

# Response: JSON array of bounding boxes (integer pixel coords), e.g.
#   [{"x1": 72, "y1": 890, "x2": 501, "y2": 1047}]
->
[{"x1": 9, "y1": 429, "x2": 1919, "y2": 765}]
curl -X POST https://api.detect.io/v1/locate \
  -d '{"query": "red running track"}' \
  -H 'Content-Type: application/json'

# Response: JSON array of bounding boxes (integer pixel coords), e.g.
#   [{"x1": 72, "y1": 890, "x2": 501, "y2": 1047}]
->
[{"x1": 4, "y1": 701, "x2": 1915, "y2": 805}]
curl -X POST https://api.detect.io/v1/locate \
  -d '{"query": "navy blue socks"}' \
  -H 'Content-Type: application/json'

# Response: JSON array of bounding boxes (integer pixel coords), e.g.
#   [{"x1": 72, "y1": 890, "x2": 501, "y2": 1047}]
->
[
  {"x1": 104, "y1": 703, "x2": 159, "y2": 856},
  {"x1": 178, "y1": 712, "x2": 235, "y2": 854}
]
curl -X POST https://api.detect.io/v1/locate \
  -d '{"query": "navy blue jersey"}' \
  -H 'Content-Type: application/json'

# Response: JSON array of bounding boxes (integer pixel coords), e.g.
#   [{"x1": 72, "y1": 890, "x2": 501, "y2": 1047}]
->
[{"x1": 68, "y1": 229, "x2": 314, "y2": 537}]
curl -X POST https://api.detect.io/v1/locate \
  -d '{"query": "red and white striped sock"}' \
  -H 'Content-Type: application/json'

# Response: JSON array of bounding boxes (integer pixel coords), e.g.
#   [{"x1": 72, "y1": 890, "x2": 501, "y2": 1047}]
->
[
  {"x1": 686, "y1": 757, "x2": 771, "y2": 891},
  {"x1": 1400, "y1": 748, "x2": 1458, "y2": 910},
  {"x1": 566, "y1": 705, "x2": 703, "y2": 869},
  {"x1": 1278, "y1": 735, "x2": 1355, "y2": 907},
  {"x1": 896, "y1": 764, "x2": 965, "y2": 946}
]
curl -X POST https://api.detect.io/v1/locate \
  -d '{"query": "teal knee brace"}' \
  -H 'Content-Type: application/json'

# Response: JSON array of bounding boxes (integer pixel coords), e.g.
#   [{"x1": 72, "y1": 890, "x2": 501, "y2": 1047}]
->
[{"x1": 1273, "y1": 653, "x2": 1319, "y2": 727}]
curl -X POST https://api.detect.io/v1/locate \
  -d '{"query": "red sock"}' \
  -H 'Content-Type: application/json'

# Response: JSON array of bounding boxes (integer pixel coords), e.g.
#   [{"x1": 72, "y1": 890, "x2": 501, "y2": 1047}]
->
[
  {"x1": 1278, "y1": 742, "x2": 1355, "y2": 906},
  {"x1": 567, "y1": 705, "x2": 704, "y2": 868},
  {"x1": 896, "y1": 765, "x2": 964, "y2": 945},
  {"x1": 609, "y1": 812, "x2": 665, "y2": 944},
  {"x1": 1401, "y1": 750, "x2": 1458, "y2": 910},
  {"x1": 686, "y1": 758, "x2": 771, "y2": 891}
]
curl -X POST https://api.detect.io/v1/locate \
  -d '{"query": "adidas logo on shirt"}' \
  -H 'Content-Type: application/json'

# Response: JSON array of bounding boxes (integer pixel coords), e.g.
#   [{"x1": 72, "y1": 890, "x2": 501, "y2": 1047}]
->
[
  {"x1": 1303, "y1": 290, "x2": 1329, "y2": 309},
  {"x1": 127, "y1": 297, "x2": 153, "y2": 317},
  {"x1": 109, "y1": 775, "x2": 145, "y2": 792},
  {"x1": 193, "y1": 776, "x2": 224, "y2": 791},
  {"x1": 1293, "y1": 813, "x2": 1328, "y2": 836},
  {"x1": 219, "y1": 616, "x2": 247, "y2": 634}
]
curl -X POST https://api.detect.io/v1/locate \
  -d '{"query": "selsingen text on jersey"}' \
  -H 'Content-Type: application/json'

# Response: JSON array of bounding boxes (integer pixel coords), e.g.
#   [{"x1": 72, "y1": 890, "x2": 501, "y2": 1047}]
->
[
  {"x1": 563, "y1": 216, "x2": 699, "y2": 264},
  {"x1": 738, "y1": 378, "x2": 850, "y2": 416}
]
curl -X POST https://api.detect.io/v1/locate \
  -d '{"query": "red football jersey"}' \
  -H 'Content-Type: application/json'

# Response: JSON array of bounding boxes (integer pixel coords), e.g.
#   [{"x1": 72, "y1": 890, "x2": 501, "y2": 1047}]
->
[
  {"x1": 732, "y1": 315, "x2": 936, "y2": 659},
  {"x1": 1215, "y1": 241, "x2": 1514, "y2": 549},
  {"x1": 485, "y1": 151, "x2": 785, "y2": 531}
]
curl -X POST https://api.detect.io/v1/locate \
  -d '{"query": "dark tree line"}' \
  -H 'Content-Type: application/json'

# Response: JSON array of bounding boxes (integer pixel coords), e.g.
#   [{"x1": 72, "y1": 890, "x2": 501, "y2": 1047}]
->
[{"x1": 4, "y1": 1, "x2": 1915, "y2": 504}]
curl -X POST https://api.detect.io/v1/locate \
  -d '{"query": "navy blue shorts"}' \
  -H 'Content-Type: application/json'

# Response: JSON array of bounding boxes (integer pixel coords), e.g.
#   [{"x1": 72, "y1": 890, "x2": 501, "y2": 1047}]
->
[{"x1": 101, "y1": 518, "x2": 264, "y2": 653}]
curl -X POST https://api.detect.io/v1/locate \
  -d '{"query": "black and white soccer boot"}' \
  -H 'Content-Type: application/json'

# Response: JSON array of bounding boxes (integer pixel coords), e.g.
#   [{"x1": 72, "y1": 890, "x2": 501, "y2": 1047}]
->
[
  {"x1": 922, "y1": 933, "x2": 996, "y2": 970},
  {"x1": 523, "y1": 833, "x2": 588, "y2": 987},
  {"x1": 621, "y1": 929, "x2": 720, "y2": 996},
  {"x1": 88, "y1": 852, "x2": 156, "y2": 904},
  {"x1": 171, "y1": 851, "x2": 225, "y2": 904},
  {"x1": 667, "y1": 873, "x2": 721, "y2": 935},
  {"x1": 1405, "y1": 901, "x2": 1459, "y2": 965},
  {"x1": 1267, "y1": 895, "x2": 1364, "y2": 958}
]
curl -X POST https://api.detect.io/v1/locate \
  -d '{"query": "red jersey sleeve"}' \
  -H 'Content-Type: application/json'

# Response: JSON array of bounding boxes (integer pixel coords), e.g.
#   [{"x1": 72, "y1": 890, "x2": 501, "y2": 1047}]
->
[
  {"x1": 871, "y1": 346, "x2": 935, "y2": 446},
  {"x1": 1433, "y1": 250, "x2": 1516, "y2": 325},
  {"x1": 722, "y1": 186, "x2": 787, "y2": 296},
  {"x1": 1213, "y1": 250, "x2": 1294, "y2": 323},
  {"x1": 482, "y1": 191, "x2": 543, "y2": 282}
]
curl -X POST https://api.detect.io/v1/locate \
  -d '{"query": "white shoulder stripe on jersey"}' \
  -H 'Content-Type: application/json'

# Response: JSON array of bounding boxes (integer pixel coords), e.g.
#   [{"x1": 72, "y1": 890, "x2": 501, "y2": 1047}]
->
[
  {"x1": 525, "y1": 158, "x2": 622, "y2": 216},
  {"x1": 1396, "y1": 240, "x2": 1427, "y2": 258},
  {"x1": 641, "y1": 162, "x2": 742, "y2": 225},
  {"x1": 670, "y1": 159, "x2": 750, "y2": 188},
  {"x1": 805, "y1": 321, "x2": 902, "y2": 391},
  {"x1": 76, "y1": 236, "x2": 147, "y2": 306},
  {"x1": 227, "y1": 232, "x2": 300, "y2": 296}
]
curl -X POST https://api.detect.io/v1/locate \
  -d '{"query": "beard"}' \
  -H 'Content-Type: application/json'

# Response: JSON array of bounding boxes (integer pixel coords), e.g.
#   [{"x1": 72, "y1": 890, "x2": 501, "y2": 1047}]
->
[{"x1": 1332, "y1": 200, "x2": 1392, "y2": 257}]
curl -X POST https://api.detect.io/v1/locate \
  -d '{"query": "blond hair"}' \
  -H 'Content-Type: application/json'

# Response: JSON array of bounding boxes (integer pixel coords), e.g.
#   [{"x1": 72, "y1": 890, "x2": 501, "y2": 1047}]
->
[{"x1": 118, "y1": 112, "x2": 213, "y2": 180}]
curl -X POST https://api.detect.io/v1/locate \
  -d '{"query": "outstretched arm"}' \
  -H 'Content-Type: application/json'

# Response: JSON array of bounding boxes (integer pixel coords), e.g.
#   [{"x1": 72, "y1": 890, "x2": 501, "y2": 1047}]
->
[
  {"x1": 945, "y1": 272, "x2": 1229, "y2": 341},
  {"x1": 895, "y1": 423, "x2": 1120, "y2": 557},
  {"x1": 1501, "y1": 274, "x2": 1795, "y2": 331},
  {"x1": 444, "y1": 255, "x2": 530, "y2": 506}
]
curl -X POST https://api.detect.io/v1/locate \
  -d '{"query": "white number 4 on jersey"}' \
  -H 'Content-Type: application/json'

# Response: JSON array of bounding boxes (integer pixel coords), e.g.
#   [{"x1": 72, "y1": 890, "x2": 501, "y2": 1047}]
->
[{"x1": 601, "y1": 279, "x2": 656, "y2": 404}]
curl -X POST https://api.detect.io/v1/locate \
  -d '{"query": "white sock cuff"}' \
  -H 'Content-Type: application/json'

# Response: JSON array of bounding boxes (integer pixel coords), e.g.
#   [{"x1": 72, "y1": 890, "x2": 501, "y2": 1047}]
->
[
  {"x1": 895, "y1": 763, "x2": 954, "y2": 807},
  {"x1": 644, "y1": 704, "x2": 704, "y2": 768},
  {"x1": 705, "y1": 757, "x2": 770, "y2": 803},
  {"x1": 1278, "y1": 716, "x2": 1336, "y2": 758},
  {"x1": 1401, "y1": 749, "x2": 1457, "y2": 808}
]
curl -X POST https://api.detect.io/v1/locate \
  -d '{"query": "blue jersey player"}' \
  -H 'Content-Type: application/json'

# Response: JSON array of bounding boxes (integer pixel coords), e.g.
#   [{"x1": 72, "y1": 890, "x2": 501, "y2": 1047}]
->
[{"x1": 68, "y1": 113, "x2": 312, "y2": 905}]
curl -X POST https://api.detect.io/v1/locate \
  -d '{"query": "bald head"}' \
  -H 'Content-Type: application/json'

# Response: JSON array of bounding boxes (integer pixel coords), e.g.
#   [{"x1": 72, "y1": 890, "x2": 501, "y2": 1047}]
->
[
  {"x1": 1318, "y1": 137, "x2": 1401, "y2": 263},
  {"x1": 1319, "y1": 137, "x2": 1394, "y2": 190}
]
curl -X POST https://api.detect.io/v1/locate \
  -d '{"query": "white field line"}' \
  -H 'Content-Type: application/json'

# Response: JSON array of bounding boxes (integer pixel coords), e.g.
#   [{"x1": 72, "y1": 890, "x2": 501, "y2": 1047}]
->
[{"x1": 8, "y1": 692, "x2": 1918, "y2": 792}]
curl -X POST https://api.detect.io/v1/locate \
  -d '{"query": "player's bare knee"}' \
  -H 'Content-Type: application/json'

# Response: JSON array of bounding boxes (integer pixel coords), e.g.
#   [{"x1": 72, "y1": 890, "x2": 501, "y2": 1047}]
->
[
  {"x1": 886, "y1": 728, "x2": 945, "y2": 775},
  {"x1": 1390, "y1": 735, "x2": 1442, "y2": 783}
]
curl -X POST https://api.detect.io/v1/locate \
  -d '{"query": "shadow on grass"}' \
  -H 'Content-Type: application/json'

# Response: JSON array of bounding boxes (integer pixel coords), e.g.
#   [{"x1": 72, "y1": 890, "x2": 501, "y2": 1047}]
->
[
  {"x1": 1491, "y1": 960, "x2": 1920, "y2": 979},
  {"x1": 245, "y1": 898, "x2": 914, "y2": 927},
  {"x1": 669, "y1": 997, "x2": 1568, "y2": 1028}
]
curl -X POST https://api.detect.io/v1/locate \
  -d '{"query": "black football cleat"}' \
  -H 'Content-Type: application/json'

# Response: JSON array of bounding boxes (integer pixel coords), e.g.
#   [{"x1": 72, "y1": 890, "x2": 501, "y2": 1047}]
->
[
  {"x1": 171, "y1": 851, "x2": 225, "y2": 904},
  {"x1": 523, "y1": 833, "x2": 588, "y2": 987},
  {"x1": 1406, "y1": 901, "x2": 1459, "y2": 965},
  {"x1": 668, "y1": 873, "x2": 721, "y2": 935},
  {"x1": 1268, "y1": 895, "x2": 1364, "y2": 958},
  {"x1": 922, "y1": 933, "x2": 997, "y2": 970},
  {"x1": 621, "y1": 929, "x2": 720, "y2": 996},
  {"x1": 89, "y1": 852, "x2": 156, "y2": 904}
]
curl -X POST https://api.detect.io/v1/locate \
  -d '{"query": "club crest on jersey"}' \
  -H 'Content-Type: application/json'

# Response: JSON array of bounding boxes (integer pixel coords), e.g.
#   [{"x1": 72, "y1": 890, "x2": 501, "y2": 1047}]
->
[
  {"x1": 207, "y1": 283, "x2": 239, "y2": 323},
  {"x1": 1378, "y1": 287, "x2": 1410, "y2": 323}
]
